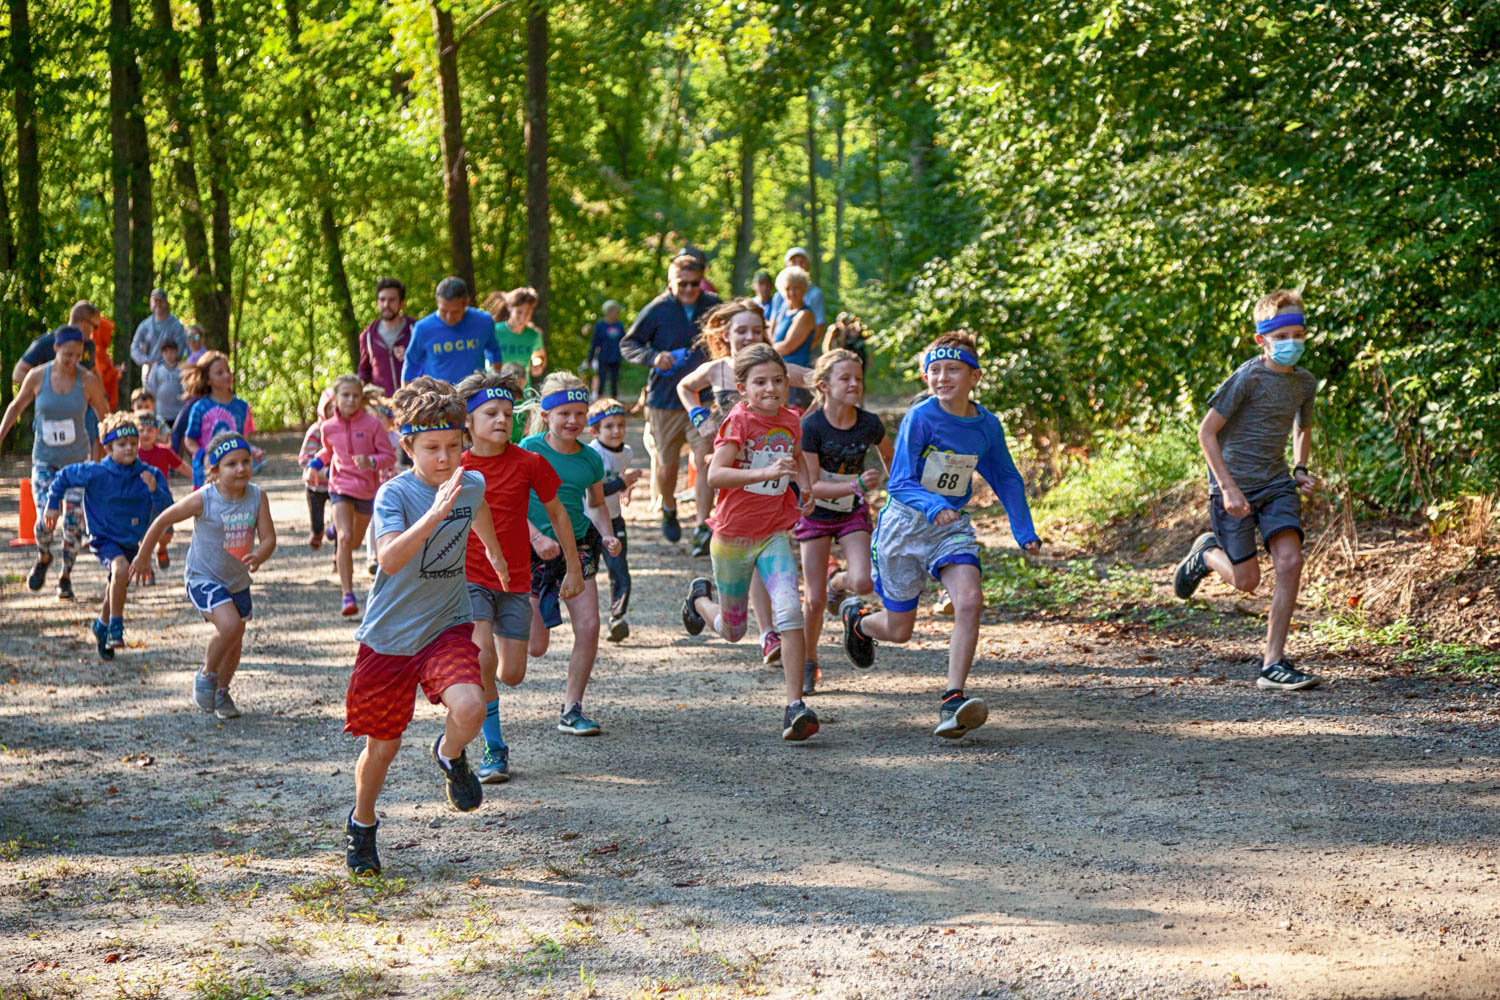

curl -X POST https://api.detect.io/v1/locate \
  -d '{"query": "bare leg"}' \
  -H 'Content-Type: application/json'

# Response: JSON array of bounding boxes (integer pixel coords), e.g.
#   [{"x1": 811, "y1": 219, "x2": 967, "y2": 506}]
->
[
  {"x1": 561, "y1": 580, "x2": 601, "y2": 709},
  {"x1": 780, "y1": 628, "x2": 806, "y2": 703},
  {"x1": 203, "y1": 602, "x2": 246, "y2": 689},
  {"x1": 334, "y1": 502, "x2": 356, "y2": 595},
  {"x1": 800, "y1": 536, "x2": 833, "y2": 656},
  {"x1": 106, "y1": 556, "x2": 130, "y2": 619},
  {"x1": 352, "y1": 737, "x2": 401, "y2": 826},
  {"x1": 474, "y1": 619, "x2": 499, "y2": 702},
  {"x1": 1264, "y1": 531, "x2": 1304, "y2": 665},
  {"x1": 1204, "y1": 547, "x2": 1260, "y2": 593},
  {"x1": 939, "y1": 563, "x2": 984, "y2": 693},
  {"x1": 498, "y1": 637, "x2": 529, "y2": 687},
  {"x1": 528, "y1": 596, "x2": 551, "y2": 657},
  {"x1": 437, "y1": 682, "x2": 485, "y2": 759},
  {"x1": 750, "y1": 573, "x2": 774, "y2": 638},
  {"x1": 691, "y1": 440, "x2": 713, "y2": 528}
]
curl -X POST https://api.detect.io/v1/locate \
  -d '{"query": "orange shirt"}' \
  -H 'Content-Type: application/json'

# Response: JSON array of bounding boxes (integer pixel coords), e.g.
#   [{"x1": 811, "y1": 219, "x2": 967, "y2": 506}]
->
[{"x1": 93, "y1": 316, "x2": 120, "y2": 409}]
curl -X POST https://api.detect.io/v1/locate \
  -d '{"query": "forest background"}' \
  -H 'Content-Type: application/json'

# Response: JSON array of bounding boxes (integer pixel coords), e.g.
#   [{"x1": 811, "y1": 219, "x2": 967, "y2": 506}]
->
[{"x1": 1, "y1": 0, "x2": 1497, "y2": 519}]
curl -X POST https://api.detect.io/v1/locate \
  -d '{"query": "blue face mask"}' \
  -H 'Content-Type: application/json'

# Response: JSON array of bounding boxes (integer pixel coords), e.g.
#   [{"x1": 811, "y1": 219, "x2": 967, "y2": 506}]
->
[{"x1": 1268, "y1": 338, "x2": 1305, "y2": 367}]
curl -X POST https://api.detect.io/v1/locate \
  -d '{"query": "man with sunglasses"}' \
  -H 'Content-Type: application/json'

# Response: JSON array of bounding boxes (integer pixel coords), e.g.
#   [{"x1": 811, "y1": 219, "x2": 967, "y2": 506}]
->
[{"x1": 622, "y1": 252, "x2": 721, "y2": 544}]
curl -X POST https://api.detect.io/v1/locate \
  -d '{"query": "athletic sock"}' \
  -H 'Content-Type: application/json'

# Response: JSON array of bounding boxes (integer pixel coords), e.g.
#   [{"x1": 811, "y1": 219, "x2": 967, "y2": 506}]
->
[
  {"x1": 436, "y1": 748, "x2": 453, "y2": 769},
  {"x1": 482, "y1": 699, "x2": 504, "y2": 750},
  {"x1": 109, "y1": 616, "x2": 123, "y2": 631},
  {"x1": 349, "y1": 813, "x2": 375, "y2": 829},
  {"x1": 942, "y1": 688, "x2": 963, "y2": 702}
]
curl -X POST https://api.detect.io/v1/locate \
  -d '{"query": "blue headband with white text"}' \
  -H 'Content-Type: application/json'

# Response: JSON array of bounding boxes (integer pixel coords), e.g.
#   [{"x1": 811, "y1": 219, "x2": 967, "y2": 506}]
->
[
  {"x1": 399, "y1": 421, "x2": 457, "y2": 436},
  {"x1": 207, "y1": 435, "x2": 249, "y2": 465},
  {"x1": 102, "y1": 423, "x2": 139, "y2": 446},
  {"x1": 1255, "y1": 312, "x2": 1305, "y2": 335},
  {"x1": 541, "y1": 388, "x2": 591, "y2": 410},
  {"x1": 587, "y1": 405, "x2": 626, "y2": 427},
  {"x1": 924, "y1": 346, "x2": 980, "y2": 371},
  {"x1": 53, "y1": 326, "x2": 85, "y2": 347},
  {"x1": 466, "y1": 386, "x2": 516, "y2": 412}
]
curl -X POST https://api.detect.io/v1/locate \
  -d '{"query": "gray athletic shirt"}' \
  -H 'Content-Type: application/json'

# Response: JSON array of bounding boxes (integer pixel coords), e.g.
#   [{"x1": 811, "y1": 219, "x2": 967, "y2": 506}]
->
[
  {"x1": 354, "y1": 469, "x2": 485, "y2": 656},
  {"x1": 32, "y1": 363, "x2": 92, "y2": 467},
  {"x1": 1207, "y1": 356, "x2": 1317, "y2": 494},
  {"x1": 185, "y1": 482, "x2": 262, "y2": 594},
  {"x1": 145, "y1": 362, "x2": 186, "y2": 421}
]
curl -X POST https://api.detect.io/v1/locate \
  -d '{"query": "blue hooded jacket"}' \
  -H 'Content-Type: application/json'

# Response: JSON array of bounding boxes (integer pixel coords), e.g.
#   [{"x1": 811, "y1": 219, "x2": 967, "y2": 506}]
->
[{"x1": 46, "y1": 457, "x2": 172, "y2": 547}]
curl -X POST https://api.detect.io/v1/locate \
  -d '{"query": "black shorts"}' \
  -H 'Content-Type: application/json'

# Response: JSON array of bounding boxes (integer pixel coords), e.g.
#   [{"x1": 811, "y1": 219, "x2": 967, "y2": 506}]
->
[
  {"x1": 1209, "y1": 479, "x2": 1303, "y2": 565},
  {"x1": 330, "y1": 491, "x2": 374, "y2": 516},
  {"x1": 530, "y1": 525, "x2": 601, "y2": 628}
]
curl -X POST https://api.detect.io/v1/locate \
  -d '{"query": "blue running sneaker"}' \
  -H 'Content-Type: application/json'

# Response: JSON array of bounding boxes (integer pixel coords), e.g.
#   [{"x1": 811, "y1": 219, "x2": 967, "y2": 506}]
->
[
  {"x1": 345, "y1": 811, "x2": 381, "y2": 876},
  {"x1": 193, "y1": 671, "x2": 215, "y2": 712},
  {"x1": 477, "y1": 743, "x2": 510, "y2": 784},
  {"x1": 661, "y1": 508, "x2": 682, "y2": 543},
  {"x1": 91, "y1": 619, "x2": 114, "y2": 661},
  {"x1": 558, "y1": 704, "x2": 601, "y2": 737},
  {"x1": 107, "y1": 620, "x2": 124, "y2": 649}
]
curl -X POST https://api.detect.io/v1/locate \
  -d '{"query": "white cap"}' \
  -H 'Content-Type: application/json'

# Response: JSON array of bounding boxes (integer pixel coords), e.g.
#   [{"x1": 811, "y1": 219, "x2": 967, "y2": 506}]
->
[{"x1": 784, "y1": 247, "x2": 808, "y2": 263}]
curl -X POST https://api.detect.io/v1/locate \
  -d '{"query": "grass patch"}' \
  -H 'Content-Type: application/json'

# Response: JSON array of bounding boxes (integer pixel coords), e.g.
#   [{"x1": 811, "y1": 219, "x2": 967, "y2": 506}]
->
[
  {"x1": 1034, "y1": 426, "x2": 1199, "y2": 538},
  {"x1": 190, "y1": 964, "x2": 273, "y2": 1000},
  {"x1": 1310, "y1": 609, "x2": 1500, "y2": 675},
  {"x1": 982, "y1": 552, "x2": 1155, "y2": 613}
]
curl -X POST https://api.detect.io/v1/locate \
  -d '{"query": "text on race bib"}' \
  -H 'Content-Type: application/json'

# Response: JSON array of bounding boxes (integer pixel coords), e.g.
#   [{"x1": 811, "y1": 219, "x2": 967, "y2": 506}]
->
[
  {"x1": 41, "y1": 418, "x2": 77, "y2": 447},
  {"x1": 814, "y1": 471, "x2": 860, "y2": 513},
  {"x1": 744, "y1": 448, "x2": 789, "y2": 496},
  {"x1": 921, "y1": 450, "x2": 978, "y2": 497}
]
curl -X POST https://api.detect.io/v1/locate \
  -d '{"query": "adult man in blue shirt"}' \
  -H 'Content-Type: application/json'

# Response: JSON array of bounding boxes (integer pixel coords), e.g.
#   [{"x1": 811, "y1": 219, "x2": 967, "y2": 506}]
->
[
  {"x1": 766, "y1": 247, "x2": 826, "y2": 343},
  {"x1": 401, "y1": 277, "x2": 503, "y2": 386},
  {"x1": 621, "y1": 252, "x2": 720, "y2": 544}
]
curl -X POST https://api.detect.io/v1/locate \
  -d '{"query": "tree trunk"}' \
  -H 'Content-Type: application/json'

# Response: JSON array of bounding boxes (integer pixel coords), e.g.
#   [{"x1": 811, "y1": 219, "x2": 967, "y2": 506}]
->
[
  {"x1": 524, "y1": 1, "x2": 550, "y2": 341},
  {"x1": 905, "y1": 23, "x2": 937, "y2": 196},
  {"x1": 431, "y1": 1, "x2": 475, "y2": 293},
  {"x1": 831, "y1": 103, "x2": 845, "y2": 309},
  {"x1": 652, "y1": 51, "x2": 689, "y2": 273},
  {"x1": 0, "y1": 134, "x2": 15, "y2": 433},
  {"x1": 804, "y1": 88, "x2": 822, "y2": 287},
  {"x1": 870, "y1": 109, "x2": 892, "y2": 285},
  {"x1": 11, "y1": 0, "x2": 44, "y2": 322},
  {"x1": 152, "y1": 0, "x2": 228, "y2": 348},
  {"x1": 109, "y1": 0, "x2": 153, "y2": 395},
  {"x1": 198, "y1": 0, "x2": 234, "y2": 344},
  {"x1": 287, "y1": 0, "x2": 360, "y2": 370},
  {"x1": 731, "y1": 127, "x2": 755, "y2": 295},
  {"x1": 0, "y1": 135, "x2": 14, "y2": 271}
]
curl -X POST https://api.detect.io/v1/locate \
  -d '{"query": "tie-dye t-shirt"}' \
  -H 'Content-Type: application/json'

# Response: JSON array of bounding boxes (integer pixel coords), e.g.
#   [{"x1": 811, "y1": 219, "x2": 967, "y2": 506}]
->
[
  {"x1": 706, "y1": 402, "x2": 803, "y2": 538},
  {"x1": 185, "y1": 482, "x2": 262, "y2": 594},
  {"x1": 185, "y1": 395, "x2": 255, "y2": 487}
]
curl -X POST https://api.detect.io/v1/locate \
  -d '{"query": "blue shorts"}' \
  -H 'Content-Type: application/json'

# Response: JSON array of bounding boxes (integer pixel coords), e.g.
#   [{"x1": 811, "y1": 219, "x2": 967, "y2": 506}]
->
[
  {"x1": 330, "y1": 492, "x2": 374, "y2": 516},
  {"x1": 91, "y1": 538, "x2": 140, "y2": 568},
  {"x1": 871, "y1": 499, "x2": 981, "y2": 613},
  {"x1": 187, "y1": 581, "x2": 253, "y2": 620}
]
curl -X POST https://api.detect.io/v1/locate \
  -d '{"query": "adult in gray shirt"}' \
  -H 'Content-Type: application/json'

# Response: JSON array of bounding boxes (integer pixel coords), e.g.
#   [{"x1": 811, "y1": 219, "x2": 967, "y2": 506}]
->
[{"x1": 131, "y1": 289, "x2": 186, "y2": 378}]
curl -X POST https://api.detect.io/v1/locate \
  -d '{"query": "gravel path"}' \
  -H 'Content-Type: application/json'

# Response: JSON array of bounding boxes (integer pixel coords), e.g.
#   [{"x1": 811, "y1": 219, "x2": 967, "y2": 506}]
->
[{"x1": 1, "y1": 440, "x2": 1496, "y2": 999}]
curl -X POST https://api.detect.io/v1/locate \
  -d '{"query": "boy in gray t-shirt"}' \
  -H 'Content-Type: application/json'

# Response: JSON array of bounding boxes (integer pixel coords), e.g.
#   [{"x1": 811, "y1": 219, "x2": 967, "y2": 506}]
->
[
  {"x1": 1173, "y1": 289, "x2": 1321, "y2": 693},
  {"x1": 341, "y1": 377, "x2": 512, "y2": 877}
]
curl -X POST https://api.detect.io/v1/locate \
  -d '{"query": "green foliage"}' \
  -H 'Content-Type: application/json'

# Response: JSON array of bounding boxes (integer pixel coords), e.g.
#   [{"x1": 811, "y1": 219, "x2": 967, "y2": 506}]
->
[
  {"x1": 1035, "y1": 425, "x2": 1201, "y2": 535},
  {"x1": 1310, "y1": 609, "x2": 1500, "y2": 676}
]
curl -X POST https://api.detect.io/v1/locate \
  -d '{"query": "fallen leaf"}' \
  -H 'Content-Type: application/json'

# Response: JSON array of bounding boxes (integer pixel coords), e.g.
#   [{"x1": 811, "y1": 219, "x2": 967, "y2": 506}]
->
[
  {"x1": 591, "y1": 844, "x2": 619, "y2": 855},
  {"x1": 104, "y1": 953, "x2": 120, "y2": 964}
]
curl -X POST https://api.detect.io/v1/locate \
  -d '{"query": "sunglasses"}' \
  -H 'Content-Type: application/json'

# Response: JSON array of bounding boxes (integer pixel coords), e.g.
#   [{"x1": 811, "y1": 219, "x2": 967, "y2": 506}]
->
[{"x1": 676, "y1": 279, "x2": 701, "y2": 288}]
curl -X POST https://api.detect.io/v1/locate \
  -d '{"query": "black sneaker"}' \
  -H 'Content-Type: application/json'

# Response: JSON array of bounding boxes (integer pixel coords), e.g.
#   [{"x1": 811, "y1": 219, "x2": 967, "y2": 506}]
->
[
  {"x1": 661, "y1": 508, "x2": 682, "y2": 543},
  {"x1": 26, "y1": 555, "x2": 50, "y2": 593},
  {"x1": 345, "y1": 811, "x2": 381, "y2": 876},
  {"x1": 839, "y1": 597, "x2": 875, "y2": 669},
  {"x1": 935, "y1": 693, "x2": 988, "y2": 739},
  {"x1": 782, "y1": 701, "x2": 820, "y2": 742},
  {"x1": 682, "y1": 577, "x2": 713, "y2": 635},
  {"x1": 607, "y1": 618, "x2": 630, "y2": 643},
  {"x1": 689, "y1": 524, "x2": 712, "y2": 557},
  {"x1": 1172, "y1": 532, "x2": 1221, "y2": 599},
  {"x1": 91, "y1": 618, "x2": 114, "y2": 661},
  {"x1": 430, "y1": 736, "x2": 483, "y2": 812},
  {"x1": 1257, "y1": 659, "x2": 1321, "y2": 691},
  {"x1": 802, "y1": 659, "x2": 819, "y2": 697},
  {"x1": 56, "y1": 575, "x2": 74, "y2": 602}
]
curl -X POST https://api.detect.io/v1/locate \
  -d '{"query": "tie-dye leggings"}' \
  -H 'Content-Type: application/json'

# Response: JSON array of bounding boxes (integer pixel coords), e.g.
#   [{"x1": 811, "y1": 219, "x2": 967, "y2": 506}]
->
[
  {"x1": 32, "y1": 461, "x2": 84, "y2": 576},
  {"x1": 708, "y1": 531, "x2": 804, "y2": 641}
]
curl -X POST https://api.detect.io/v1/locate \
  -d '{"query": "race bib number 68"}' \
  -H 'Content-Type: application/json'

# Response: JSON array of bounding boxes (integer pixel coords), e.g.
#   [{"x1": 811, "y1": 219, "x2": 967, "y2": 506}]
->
[{"x1": 920, "y1": 451, "x2": 978, "y2": 497}]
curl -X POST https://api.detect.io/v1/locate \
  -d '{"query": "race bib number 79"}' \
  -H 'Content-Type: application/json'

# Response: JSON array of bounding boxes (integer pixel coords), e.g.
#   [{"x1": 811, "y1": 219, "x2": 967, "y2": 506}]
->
[
  {"x1": 920, "y1": 451, "x2": 977, "y2": 497},
  {"x1": 744, "y1": 448, "x2": 789, "y2": 496}
]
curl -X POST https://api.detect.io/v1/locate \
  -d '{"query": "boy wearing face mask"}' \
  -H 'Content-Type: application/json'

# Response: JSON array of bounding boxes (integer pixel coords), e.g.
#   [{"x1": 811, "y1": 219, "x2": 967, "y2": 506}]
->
[{"x1": 1173, "y1": 289, "x2": 1319, "y2": 691}]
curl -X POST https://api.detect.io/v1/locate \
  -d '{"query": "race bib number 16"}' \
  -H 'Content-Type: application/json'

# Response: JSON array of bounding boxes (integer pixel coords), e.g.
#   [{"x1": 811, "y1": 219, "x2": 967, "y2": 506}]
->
[
  {"x1": 41, "y1": 418, "x2": 77, "y2": 448},
  {"x1": 920, "y1": 451, "x2": 977, "y2": 497}
]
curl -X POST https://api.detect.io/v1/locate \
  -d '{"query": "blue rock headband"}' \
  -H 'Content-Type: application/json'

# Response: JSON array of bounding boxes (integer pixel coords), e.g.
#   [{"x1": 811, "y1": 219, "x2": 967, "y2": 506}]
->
[
  {"x1": 207, "y1": 435, "x2": 249, "y2": 464},
  {"x1": 541, "y1": 388, "x2": 590, "y2": 410},
  {"x1": 1255, "y1": 313, "x2": 1305, "y2": 335},
  {"x1": 924, "y1": 346, "x2": 980, "y2": 371},
  {"x1": 399, "y1": 421, "x2": 457, "y2": 435},
  {"x1": 467, "y1": 386, "x2": 516, "y2": 412},
  {"x1": 587, "y1": 406, "x2": 626, "y2": 427},
  {"x1": 53, "y1": 326, "x2": 84, "y2": 346},
  {"x1": 101, "y1": 424, "x2": 139, "y2": 445}
]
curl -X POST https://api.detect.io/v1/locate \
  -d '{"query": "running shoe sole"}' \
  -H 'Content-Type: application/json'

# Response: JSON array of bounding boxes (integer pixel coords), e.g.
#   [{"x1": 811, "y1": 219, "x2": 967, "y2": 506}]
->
[
  {"x1": 682, "y1": 578, "x2": 712, "y2": 636},
  {"x1": 761, "y1": 639, "x2": 782, "y2": 665},
  {"x1": 782, "y1": 709, "x2": 820, "y2": 742},
  {"x1": 1256, "y1": 673, "x2": 1321, "y2": 691},
  {"x1": 935, "y1": 698, "x2": 989, "y2": 739}
]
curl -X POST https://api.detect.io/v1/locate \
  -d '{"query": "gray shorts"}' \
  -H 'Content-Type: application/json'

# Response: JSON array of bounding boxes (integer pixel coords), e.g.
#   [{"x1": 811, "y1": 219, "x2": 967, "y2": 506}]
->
[
  {"x1": 1209, "y1": 479, "x2": 1303, "y2": 565},
  {"x1": 466, "y1": 583, "x2": 533, "y2": 641},
  {"x1": 871, "y1": 498, "x2": 980, "y2": 613}
]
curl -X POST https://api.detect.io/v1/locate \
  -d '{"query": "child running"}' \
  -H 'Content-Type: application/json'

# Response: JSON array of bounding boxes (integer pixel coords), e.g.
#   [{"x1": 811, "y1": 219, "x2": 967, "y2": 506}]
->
[
  {"x1": 134, "y1": 432, "x2": 276, "y2": 719},
  {"x1": 677, "y1": 298, "x2": 812, "y2": 661},
  {"x1": 681, "y1": 343, "x2": 820, "y2": 742},
  {"x1": 134, "y1": 415, "x2": 186, "y2": 584},
  {"x1": 342, "y1": 376, "x2": 512, "y2": 876},
  {"x1": 182, "y1": 351, "x2": 262, "y2": 488},
  {"x1": 298, "y1": 388, "x2": 336, "y2": 550},
  {"x1": 1172, "y1": 289, "x2": 1320, "y2": 691},
  {"x1": 839, "y1": 333, "x2": 1041, "y2": 739},
  {"x1": 522, "y1": 373, "x2": 622, "y2": 737},
  {"x1": 43, "y1": 413, "x2": 171, "y2": 660},
  {"x1": 457, "y1": 370, "x2": 582, "y2": 782},
  {"x1": 307, "y1": 374, "x2": 396, "y2": 617},
  {"x1": 587, "y1": 397, "x2": 641, "y2": 643},
  {"x1": 797, "y1": 349, "x2": 893, "y2": 695}
]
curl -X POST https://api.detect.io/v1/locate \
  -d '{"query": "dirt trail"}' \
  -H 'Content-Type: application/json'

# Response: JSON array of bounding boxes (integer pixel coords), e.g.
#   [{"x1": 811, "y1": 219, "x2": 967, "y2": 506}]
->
[{"x1": 1, "y1": 439, "x2": 1497, "y2": 1000}]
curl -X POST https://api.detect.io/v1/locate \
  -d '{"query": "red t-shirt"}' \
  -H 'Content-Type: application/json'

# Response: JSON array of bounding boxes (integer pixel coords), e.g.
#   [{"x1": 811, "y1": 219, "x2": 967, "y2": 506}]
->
[
  {"x1": 138, "y1": 444, "x2": 185, "y2": 479},
  {"x1": 707, "y1": 402, "x2": 802, "y2": 539},
  {"x1": 463, "y1": 446, "x2": 561, "y2": 593}
]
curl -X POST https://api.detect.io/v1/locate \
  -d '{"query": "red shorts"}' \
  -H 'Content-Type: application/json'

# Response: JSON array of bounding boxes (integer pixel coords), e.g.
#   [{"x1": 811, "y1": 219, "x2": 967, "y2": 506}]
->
[{"x1": 344, "y1": 623, "x2": 480, "y2": 741}]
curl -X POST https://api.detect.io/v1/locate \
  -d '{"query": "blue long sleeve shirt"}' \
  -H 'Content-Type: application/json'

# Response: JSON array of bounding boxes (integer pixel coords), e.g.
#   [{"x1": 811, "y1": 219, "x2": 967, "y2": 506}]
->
[
  {"x1": 46, "y1": 457, "x2": 172, "y2": 547},
  {"x1": 401, "y1": 308, "x2": 502, "y2": 385},
  {"x1": 886, "y1": 396, "x2": 1039, "y2": 547}
]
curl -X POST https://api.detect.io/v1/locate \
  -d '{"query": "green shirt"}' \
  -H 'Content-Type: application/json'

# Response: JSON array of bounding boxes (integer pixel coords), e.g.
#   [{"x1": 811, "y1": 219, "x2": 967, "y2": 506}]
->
[
  {"x1": 494, "y1": 323, "x2": 544, "y2": 386},
  {"x1": 522, "y1": 433, "x2": 604, "y2": 541}
]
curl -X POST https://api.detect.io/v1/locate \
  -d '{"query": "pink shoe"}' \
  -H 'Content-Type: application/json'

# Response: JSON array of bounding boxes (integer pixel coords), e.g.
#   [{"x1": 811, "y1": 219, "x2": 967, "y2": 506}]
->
[
  {"x1": 341, "y1": 593, "x2": 359, "y2": 617},
  {"x1": 760, "y1": 630, "x2": 782, "y2": 665}
]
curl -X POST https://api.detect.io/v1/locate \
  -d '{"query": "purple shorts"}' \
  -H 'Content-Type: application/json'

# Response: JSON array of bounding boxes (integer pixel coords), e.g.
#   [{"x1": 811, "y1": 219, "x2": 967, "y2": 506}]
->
[{"x1": 793, "y1": 505, "x2": 873, "y2": 542}]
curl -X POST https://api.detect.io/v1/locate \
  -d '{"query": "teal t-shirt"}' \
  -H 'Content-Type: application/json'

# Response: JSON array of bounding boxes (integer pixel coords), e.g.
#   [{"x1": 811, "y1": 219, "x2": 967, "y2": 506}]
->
[
  {"x1": 522, "y1": 433, "x2": 604, "y2": 541},
  {"x1": 494, "y1": 323, "x2": 544, "y2": 386}
]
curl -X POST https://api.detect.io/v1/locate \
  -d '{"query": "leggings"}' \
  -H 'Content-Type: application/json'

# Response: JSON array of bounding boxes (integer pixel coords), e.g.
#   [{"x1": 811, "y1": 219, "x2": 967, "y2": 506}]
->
[
  {"x1": 31, "y1": 462, "x2": 83, "y2": 576},
  {"x1": 597, "y1": 361, "x2": 621, "y2": 400},
  {"x1": 603, "y1": 514, "x2": 631, "y2": 621},
  {"x1": 709, "y1": 531, "x2": 803, "y2": 641},
  {"x1": 306, "y1": 488, "x2": 329, "y2": 537}
]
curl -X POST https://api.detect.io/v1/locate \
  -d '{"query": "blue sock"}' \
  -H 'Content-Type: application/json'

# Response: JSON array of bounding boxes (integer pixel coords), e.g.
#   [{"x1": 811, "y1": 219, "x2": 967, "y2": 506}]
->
[{"x1": 482, "y1": 699, "x2": 504, "y2": 750}]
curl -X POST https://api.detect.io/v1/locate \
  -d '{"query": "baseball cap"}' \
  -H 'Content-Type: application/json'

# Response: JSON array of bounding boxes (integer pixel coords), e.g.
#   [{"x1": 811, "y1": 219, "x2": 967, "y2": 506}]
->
[{"x1": 784, "y1": 247, "x2": 808, "y2": 263}]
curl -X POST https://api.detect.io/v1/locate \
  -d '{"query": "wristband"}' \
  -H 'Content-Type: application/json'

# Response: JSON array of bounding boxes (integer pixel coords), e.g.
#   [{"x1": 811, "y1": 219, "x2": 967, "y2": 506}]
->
[
  {"x1": 308, "y1": 456, "x2": 326, "y2": 472},
  {"x1": 851, "y1": 477, "x2": 865, "y2": 497},
  {"x1": 1294, "y1": 464, "x2": 1309, "y2": 476},
  {"x1": 688, "y1": 406, "x2": 710, "y2": 429}
]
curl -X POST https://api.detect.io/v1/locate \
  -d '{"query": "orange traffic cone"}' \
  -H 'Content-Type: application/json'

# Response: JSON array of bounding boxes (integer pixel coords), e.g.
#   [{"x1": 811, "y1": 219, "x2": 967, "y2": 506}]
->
[{"x1": 10, "y1": 479, "x2": 36, "y2": 548}]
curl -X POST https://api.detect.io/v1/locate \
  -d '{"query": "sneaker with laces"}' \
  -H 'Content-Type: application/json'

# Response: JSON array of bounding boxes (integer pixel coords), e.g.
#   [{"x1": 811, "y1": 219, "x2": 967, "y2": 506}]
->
[
  {"x1": 193, "y1": 671, "x2": 216, "y2": 712},
  {"x1": 1173, "y1": 532, "x2": 1220, "y2": 599},
  {"x1": 108, "y1": 620, "x2": 125, "y2": 649},
  {"x1": 802, "y1": 659, "x2": 820, "y2": 697},
  {"x1": 689, "y1": 523, "x2": 712, "y2": 557},
  {"x1": 557, "y1": 704, "x2": 602, "y2": 737},
  {"x1": 27, "y1": 555, "x2": 51, "y2": 592},
  {"x1": 935, "y1": 692, "x2": 988, "y2": 739},
  {"x1": 214, "y1": 689, "x2": 241, "y2": 719},
  {"x1": 91, "y1": 618, "x2": 114, "y2": 661},
  {"x1": 430, "y1": 736, "x2": 483, "y2": 810},
  {"x1": 840, "y1": 597, "x2": 875, "y2": 669},
  {"x1": 682, "y1": 577, "x2": 713, "y2": 636},
  {"x1": 781, "y1": 701, "x2": 820, "y2": 742},
  {"x1": 157, "y1": 548, "x2": 169, "y2": 570},
  {"x1": 56, "y1": 575, "x2": 74, "y2": 601},
  {"x1": 607, "y1": 618, "x2": 630, "y2": 643},
  {"x1": 308, "y1": 531, "x2": 323, "y2": 551},
  {"x1": 1257, "y1": 659, "x2": 1321, "y2": 691},
  {"x1": 477, "y1": 743, "x2": 510, "y2": 784},
  {"x1": 341, "y1": 593, "x2": 359, "y2": 617},
  {"x1": 931, "y1": 591, "x2": 954, "y2": 616},
  {"x1": 345, "y1": 811, "x2": 381, "y2": 875},
  {"x1": 760, "y1": 631, "x2": 782, "y2": 665},
  {"x1": 661, "y1": 509, "x2": 682, "y2": 543}
]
